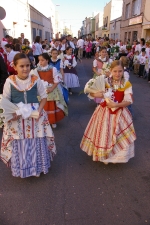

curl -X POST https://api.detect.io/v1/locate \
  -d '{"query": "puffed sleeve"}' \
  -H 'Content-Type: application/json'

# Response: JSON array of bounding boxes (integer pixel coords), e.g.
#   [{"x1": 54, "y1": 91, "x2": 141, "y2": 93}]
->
[
  {"x1": 93, "y1": 59, "x2": 97, "y2": 67},
  {"x1": 72, "y1": 57, "x2": 77, "y2": 67},
  {"x1": 37, "y1": 79, "x2": 47, "y2": 99},
  {"x1": 123, "y1": 86, "x2": 133, "y2": 104},
  {"x1": 29, "y1": 68, "x2": 40, "y2": 78},
  {"x1": 60, "y1": 59, "x2": 64, "y2": 69},
  {"x1": 53, "y1": 67, "x2": 60, "y2": 83},
  {"x1": 3, "y1": 78, "x2": 11, "y2": 100}
]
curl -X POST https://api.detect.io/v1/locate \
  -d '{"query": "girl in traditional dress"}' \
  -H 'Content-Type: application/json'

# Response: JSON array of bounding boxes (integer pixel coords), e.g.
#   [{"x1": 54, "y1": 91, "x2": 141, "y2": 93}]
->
[
  {"x1": 93, "y1": 47, "x2": 112, "y2": 77},
  {"x1": 60, "y1": 47, "x2": 79, "y2": 95},
  {"x1": 0, "y1": 53, "x2": 56, "y2": 178},
  {"x1": 31, "y1": 53, "x2": 68, "y2": 128},
  {"x1": 81, "y1": 60, "x2": 136, "y2": 164},
  {"x1": 5, "y1": 44, "x2": 19, "y2": 75}
]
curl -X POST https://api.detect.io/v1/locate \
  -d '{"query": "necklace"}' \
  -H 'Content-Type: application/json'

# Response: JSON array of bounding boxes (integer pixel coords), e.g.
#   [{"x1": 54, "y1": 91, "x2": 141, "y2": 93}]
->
[{"x1": 112, "y1": 79, "x2": 121, "y2": 90}]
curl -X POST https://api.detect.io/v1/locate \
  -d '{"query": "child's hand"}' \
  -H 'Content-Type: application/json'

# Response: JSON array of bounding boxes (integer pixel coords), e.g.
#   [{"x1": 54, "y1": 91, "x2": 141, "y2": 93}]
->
[
  {"x1": 11, "y1": 113, "x2": 20, "y2": 121},
  {"x1": 47, "y1": 87, "x2": 53, "y2": 93}
]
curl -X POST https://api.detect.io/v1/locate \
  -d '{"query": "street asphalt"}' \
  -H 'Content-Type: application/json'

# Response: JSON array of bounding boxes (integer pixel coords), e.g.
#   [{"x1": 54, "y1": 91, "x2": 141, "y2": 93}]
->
[{"x1": 0, "y1": 58, "x2": 150, "y2": 225}]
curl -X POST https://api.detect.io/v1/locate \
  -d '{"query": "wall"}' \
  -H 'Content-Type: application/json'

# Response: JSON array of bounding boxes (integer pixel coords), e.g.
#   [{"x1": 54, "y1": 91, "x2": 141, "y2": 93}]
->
[
  {"x1": 141, "y1": 0, "x2": 150, "y2": 40},
  {"x1": 0, "y1": 0, "x2": 31, "y2": 41},
  {"x1": 102, "y1": 1, "x2": 111, "y2": 37},
  {"x1": 110, "y1": 17, "x2": 121, "y2": 40},
  {"x1": 120, "y1": 0, "x2": 146, "y2": 42}
]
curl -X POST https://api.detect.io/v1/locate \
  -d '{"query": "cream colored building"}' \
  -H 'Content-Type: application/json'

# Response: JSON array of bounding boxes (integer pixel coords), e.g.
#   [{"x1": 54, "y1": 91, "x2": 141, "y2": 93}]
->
[
  {"x1": 120, "y1": 0, "x2": 146, "y2": 42},
  {"x1": 102, "y1": 0, "x2": 123, "y2": 38},
  {"x1": 141, "y1": 0, "x2": 150, "y2": 40},
  {"x1": 110, "y1": 17, "x2": 122, "y2": 40},
  {"x1": 94, "y1": 12, "x2": 103, "y2": 38},
  {"x1": 0, "y1": 0, "x2": 53, "y2": 42}
]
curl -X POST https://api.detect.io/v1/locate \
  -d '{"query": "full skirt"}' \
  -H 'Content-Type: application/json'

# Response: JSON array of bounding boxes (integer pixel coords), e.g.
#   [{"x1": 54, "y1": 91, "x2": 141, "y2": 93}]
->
[
  {"x1": 64, "y1": 73, "x2": 80, "y2": 88},
  {"x1": 80, "y1": 105, "x2": 136, "y2": 163}
]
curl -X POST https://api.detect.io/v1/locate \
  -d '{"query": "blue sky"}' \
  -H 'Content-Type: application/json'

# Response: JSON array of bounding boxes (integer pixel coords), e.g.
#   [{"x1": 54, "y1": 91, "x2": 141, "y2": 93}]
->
[{"x1": 53, "y1": 0, "x2": 108, "y2": 36}]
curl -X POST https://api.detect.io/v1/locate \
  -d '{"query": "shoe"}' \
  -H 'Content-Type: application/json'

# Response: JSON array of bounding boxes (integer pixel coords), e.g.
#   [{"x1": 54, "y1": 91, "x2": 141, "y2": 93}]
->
[
  {"x1": 52, "y1": 124, "x2": 57, "y2": 128},
  {"x1": 69, "y1": 92, "x2": 72, "y2": 95}
]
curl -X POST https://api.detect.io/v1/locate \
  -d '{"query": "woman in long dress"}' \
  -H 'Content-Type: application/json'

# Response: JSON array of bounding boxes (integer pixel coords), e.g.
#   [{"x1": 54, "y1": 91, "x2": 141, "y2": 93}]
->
[{"x1": 80, "y1": 60, "x2": 136, "y2": 164}]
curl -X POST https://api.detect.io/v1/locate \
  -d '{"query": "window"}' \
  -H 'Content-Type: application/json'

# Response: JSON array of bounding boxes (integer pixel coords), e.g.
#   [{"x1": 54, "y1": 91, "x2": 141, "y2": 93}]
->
[
  {"x1": 128, "y1": 32, "x2": 131, "y2": 41},
  {"x1": 125, "y1": 4, "x2": 130, "y2": 19},
  {"x1": 45, "y1": 31, "x2": 50, "y2": 41},
  {"x1": 32, "y1": 28, "x2": 36, "y2": 42},
  {"x1": 39, "y1": 29, "x2": 42, "y2": 38},
  {"x1": 124, "y1": 32, "x2": 127, "y2": 42},
  {"x1": 132, "y1": 0, "x2": 141, "y2": 16},
  {"x1": 132, "y1": 31, "x2": 138, "y2": 41}
]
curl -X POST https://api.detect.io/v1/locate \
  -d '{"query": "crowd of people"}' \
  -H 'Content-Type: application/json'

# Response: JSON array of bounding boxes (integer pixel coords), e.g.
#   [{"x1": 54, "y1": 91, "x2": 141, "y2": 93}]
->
[{"x1": 0, "y1": 31, "x2": 148, "y2": 178}]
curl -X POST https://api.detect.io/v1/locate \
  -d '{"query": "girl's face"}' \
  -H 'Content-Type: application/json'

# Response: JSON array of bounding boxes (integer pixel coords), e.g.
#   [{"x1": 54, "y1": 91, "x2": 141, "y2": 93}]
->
[
  {"x1": 51, "y1": 51, "x2": 58, "y2": 59},
  {"x1": 100, "y1": 49, "x2": 107, "y2": 58},
  {"x1": 111, "y1": 65, "x2": 124, "y2": 81},
  {"x1": 14, "y1": 58, "x2": 30, "y2": 79},
  {"x1": 5, "y1": 47, "x2": 11, "y2": 53},
  {"x1": 66, "y1": 48, "x2": 72, "y2": 55},
  {"x1": 38, "y1": 56, "x2": 49, "y2": 67}
]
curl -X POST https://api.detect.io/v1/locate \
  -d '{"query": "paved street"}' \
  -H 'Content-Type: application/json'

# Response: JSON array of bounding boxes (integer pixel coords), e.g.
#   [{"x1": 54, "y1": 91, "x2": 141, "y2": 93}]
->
[{"x1": 0, "y1": 58, "x2": 150, "y2": 225}]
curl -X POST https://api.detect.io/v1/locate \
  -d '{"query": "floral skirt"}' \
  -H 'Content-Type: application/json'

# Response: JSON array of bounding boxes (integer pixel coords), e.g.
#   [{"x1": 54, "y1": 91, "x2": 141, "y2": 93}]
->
[{"x1": 11, "y1": 137, "x2": 53, "y2": 178}]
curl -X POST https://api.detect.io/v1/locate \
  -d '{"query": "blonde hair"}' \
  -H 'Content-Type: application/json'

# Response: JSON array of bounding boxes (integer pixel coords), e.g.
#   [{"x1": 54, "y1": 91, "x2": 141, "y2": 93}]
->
[
  {"x1": 120, "y1": 56, "x2": 129, "y2": 68},
  {"x1": 110, "y1": 60, "x2": 124, "y2": 70}
]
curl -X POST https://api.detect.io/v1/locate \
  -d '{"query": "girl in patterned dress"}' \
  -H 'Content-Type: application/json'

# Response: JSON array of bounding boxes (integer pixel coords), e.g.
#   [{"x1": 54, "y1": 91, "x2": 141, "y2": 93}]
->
[
  {"x1": 80, "y1": 60, "x2": 136, "y2": 164},
  {"x1": 31, "y1": 53, "x2": 68, "y2": 128},
  {"x1": 0, "y1": 53, "x2": 56, "y2": 178}
]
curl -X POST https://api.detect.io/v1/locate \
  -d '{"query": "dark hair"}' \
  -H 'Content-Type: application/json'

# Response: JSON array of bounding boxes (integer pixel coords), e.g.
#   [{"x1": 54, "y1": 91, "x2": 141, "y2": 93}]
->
[
  {"x1": 13, "y1": 53, "x2": 29, "y2": 66},
  {"x1": 66, "y1": 46, "x2": 72, "y2": 51},
  {"x1": 54, "y1": 39, "x2": 59, "y2": 43},
  {"x1": 51, "y1": 48, "x2": 58, "y2": 54},
  {"x1": 12, "y1": 38, "x2": 20, "y2": 45},
  {"x1": 60, "y1": 37, "x2": 66, "y2": 42},
  {"x1": 5, "y1": 44, "x2": 13, "y2": 49},
  {"x1": 42, "y1": 44, "x2": 46, "y2": 49},
  {"x1": 141, "y1": 38, "x2": 145, "y2": 46},
  {"x1": 141, "y1": 48, "x2": 146, "y2": 52},
  {"x1": 23, "y1": 38, "x2": 29, "y2": 45},
  {"x1": 45, "y1": 39, "x2": 47, "y2": 41},
  {"x1": 34, "y1": 36, "x2": 41, "y2": 43},
  {"x1": 14, "y1": 43, "x2": 21, "y2": 52},
  {"x1": 5, "y1": 35, "x2": 10, "y2": 38},
  {"x1": 38, "y1": 53, "x2": 50, "y2": 63},
  {"x1": 100, "y1": 47, "x2": 107, "y2": 52}
]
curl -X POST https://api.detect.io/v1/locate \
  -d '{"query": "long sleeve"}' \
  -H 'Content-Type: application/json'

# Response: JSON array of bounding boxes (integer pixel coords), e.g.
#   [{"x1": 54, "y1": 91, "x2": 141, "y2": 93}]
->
[
  {"x1": 37, "y1": 79, "x2": 47, "y2": 99},
  {"x1": 53, "y1": 67, "x2": 60, "y2": 83},
  {"x1": 3, "y1": 78, "x2": 11, "y2": 100},
  {"x1": 72, "y1": 57, "x2": 77, "y2": 67},
  {"x1": 123, "y1": 86, "x2": 133, "y2": 104}
]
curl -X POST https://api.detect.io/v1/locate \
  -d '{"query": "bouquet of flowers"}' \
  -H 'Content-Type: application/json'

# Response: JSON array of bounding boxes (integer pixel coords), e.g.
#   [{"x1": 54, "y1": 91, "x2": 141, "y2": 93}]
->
[
  {"x1": 102, "y1": 62, "x2": 111, "y2": 74},
  {"x1": 21, "y1": 45, "x2": 30, "y2": 54},
  {"x1": 126, "y1": 44, "x2": 132, "y2": 51},
  {"x1": 84, "y1": 75, "x2": 105, "y2": 99}
]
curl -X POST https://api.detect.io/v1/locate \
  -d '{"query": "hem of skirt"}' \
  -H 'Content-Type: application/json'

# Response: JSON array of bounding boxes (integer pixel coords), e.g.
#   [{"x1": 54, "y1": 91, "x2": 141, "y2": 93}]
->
[{"x1": 11, "y1": 166, "x2": 51, "y2": 178}]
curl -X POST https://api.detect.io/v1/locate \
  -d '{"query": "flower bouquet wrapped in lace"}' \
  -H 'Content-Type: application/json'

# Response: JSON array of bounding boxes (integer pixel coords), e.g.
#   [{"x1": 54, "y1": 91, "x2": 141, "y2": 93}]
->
[
  {"x1": 84, "y1": 75, "x2": 105, "y2": 99},
  {"x1": 102, "y1": 62, "x2": 111, "y2": 74},
  {"x1": 0, "y1": 96, "x2": 39, "y2": 122},
  {"x1": 103, "y1": 88, "x2": 118, "y2": 112}
]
